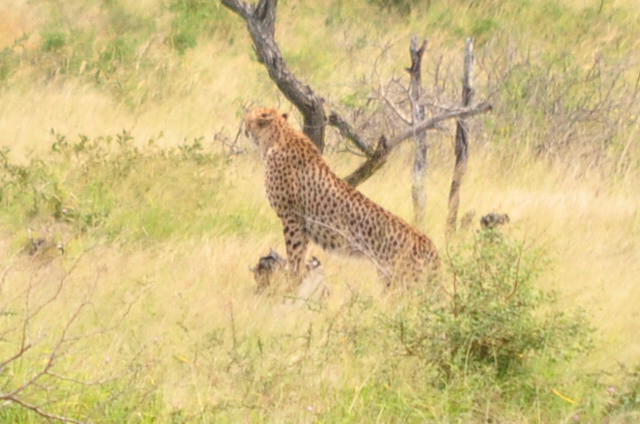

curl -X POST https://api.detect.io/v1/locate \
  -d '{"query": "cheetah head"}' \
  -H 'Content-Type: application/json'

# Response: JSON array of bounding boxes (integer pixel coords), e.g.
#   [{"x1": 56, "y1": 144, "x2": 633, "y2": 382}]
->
[{"x1": 244, "y1": 108, "x2": 288, "y2": 156}]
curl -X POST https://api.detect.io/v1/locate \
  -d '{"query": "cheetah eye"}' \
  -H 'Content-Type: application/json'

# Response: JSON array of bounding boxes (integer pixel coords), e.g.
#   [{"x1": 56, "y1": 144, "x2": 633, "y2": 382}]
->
[
  {"x1": 282, "y1": 113, "x2": 288, "y2": 120},
  {"x1": 261, "y1": 112, "x2": 270, "y2": 119}
]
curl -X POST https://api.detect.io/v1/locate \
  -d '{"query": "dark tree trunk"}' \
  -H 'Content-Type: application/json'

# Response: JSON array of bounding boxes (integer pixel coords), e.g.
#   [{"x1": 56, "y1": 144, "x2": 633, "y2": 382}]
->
[
  {"x1": 447, "y1": 38, "x2": 475, "y2": 235},
  {"x1": 221, "y1": 0, "x2": 326, "y2": 151},
  {"x1": 407, "y1": 36, "x2": 428, "y2": 226}
]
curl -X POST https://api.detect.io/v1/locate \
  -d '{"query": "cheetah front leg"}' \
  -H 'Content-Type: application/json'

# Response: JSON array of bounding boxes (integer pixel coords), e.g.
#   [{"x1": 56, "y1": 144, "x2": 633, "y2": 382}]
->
[{"x1": 280, "y1": 214, "x2": 309, "y2": 286}]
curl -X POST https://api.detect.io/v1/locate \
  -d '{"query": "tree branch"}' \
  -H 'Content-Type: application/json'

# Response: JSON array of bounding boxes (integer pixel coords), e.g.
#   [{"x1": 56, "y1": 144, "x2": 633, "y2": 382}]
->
[
  {"x1": 0, "y1": 247, "x2": 144, "y2": 424},
  {"x1": 0, "y1": 395, "x2": 86, "y2": 424},
  {"x1": 221, "y1": 0, "x2": 327, "y2": 151},
  {"x1": 0, "y1": 343, "x2": 32, "y2": 374},
  {"x1": 344, "y1": 102, "x2": 491, "y2": 187},
  {"x1": 344, "y1": 136, "x2": 390, "y2": 186},
  {"x1": 389, "y1": 102, "x2": 490, "y2": 148},
  {"x1": 328, "y1": 111, "x2": 375, "y2": 157},
  {"x1": 376, "y1": 85, "x2": 412, "y2": 126},
  {"x1": 219, "y1": 0, "x2": 252, "y2": 19}
]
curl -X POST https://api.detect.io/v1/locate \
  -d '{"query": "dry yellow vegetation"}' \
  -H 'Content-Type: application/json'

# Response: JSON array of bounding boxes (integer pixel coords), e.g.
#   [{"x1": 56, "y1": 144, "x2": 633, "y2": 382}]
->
[{"x1": 1, "y1": 0, "x2": 639, "y2": 422}]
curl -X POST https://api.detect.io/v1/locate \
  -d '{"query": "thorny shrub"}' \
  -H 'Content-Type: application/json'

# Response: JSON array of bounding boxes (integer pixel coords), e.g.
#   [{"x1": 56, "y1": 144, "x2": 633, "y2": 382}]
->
[{"x1": 386, "y1": 230, "x2": 593, "y2": 381}]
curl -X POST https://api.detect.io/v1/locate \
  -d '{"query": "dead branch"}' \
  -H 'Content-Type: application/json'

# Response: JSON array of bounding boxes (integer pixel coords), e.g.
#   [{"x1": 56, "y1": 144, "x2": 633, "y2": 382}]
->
[
  {"x1": 0, "y1": 395, "x2": 86, "y2": 424},
  {"x1": 344, "y1": 102, "x2": 491, "y2": 187},
  {"x1": 376, "y1": 84, "x2": 412, "y2": 126},
  {"x1": 0, "y1": 268, "x2": 92, "y2": 423},
  {"x1": 327, "y1": 112, "x2": 375, "y2": 157},
  {"x1": 221, "y1": 0, "x2": 327, "y2": 151},
  {"x1": 344, "y1": 136, "x2": 390, "y2": 187},
  {"x1": 389, "y1": 102, "x2": 490, "y2": 148}
]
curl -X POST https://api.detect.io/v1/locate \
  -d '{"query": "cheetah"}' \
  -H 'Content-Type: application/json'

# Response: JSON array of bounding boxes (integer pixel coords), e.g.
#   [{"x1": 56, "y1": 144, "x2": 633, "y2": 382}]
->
[{"x1": 244, "y1": 107, "x2": 440, "y2": 287}]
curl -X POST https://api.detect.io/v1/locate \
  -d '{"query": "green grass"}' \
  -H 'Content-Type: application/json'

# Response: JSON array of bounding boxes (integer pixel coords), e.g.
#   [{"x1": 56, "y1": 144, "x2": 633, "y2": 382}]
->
[{"x1": 0, "y1": 131, "x2": 274, "y2": 247}]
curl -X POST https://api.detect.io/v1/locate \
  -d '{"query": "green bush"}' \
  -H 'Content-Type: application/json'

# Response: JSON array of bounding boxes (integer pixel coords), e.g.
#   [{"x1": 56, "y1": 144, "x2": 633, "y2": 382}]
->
[
  {"x1": 169, "y1": 0, "x2": 224, "y2": 53},
  {"x1": 386, "y1": 230, "x2": 592, "y2": 380},
  {"x1": 0, "y1": 130, "x2": 227, "y2": 242},
  {"x1": 41, "y1": 30, "x2": 67, "y2": 52}
]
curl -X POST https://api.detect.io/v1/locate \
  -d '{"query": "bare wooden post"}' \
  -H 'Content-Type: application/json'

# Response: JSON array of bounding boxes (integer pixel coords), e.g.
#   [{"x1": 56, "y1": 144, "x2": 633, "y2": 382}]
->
[
  {"x1": 407, "y1": 36, "x2": 428, "y2": 227},
  {"x1": 447, "y1": 37, "x2": 475, "y2": 235}
]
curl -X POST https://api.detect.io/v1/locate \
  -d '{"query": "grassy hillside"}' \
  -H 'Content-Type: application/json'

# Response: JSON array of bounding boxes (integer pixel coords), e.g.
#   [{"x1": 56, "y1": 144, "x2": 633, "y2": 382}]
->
[{"x1": 0, "y1": 0, "x2": 639, "y2": 422}]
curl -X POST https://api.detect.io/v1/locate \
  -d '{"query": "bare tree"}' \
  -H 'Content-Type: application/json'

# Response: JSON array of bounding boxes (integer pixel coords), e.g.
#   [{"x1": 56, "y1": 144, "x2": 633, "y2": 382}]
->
[{"x1": 221, "y1": 0, "x2": 491, "y2": 192}]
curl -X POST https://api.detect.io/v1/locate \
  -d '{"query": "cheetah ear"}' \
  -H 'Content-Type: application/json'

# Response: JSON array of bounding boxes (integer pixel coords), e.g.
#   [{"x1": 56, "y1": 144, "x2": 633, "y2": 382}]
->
[
  {"x1": 281, "y1": 112, "x2": 288, "y2": 121},
  {"x1": 256, "y1": 112, "x2": 275, "y2": 128}
]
